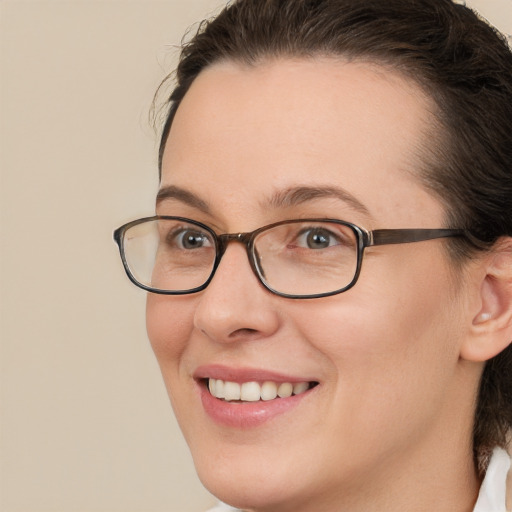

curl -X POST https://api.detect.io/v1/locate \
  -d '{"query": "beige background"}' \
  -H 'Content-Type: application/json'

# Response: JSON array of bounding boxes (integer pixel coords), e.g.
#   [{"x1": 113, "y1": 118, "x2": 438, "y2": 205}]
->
[{"x1": 1, "y1": 1, "x2": 510, "y2": 511}]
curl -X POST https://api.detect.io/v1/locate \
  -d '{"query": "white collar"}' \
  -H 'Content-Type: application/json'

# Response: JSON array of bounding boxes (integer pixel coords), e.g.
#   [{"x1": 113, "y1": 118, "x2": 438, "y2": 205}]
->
[{"x1": 473, "y1": 447, "x2": 511, "y2": 512}]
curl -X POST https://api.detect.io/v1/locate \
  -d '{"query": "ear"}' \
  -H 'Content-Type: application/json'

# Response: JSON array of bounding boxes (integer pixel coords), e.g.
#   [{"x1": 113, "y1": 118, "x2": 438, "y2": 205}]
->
[{"x1": 460, "y1": 237, "x2": 512, "y2": 362}]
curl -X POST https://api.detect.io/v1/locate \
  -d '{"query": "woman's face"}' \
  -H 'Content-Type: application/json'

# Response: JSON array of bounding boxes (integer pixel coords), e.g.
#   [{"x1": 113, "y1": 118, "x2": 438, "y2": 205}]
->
[{"x1": 148, "y1": 59, "x2": 475, "y2": 510}]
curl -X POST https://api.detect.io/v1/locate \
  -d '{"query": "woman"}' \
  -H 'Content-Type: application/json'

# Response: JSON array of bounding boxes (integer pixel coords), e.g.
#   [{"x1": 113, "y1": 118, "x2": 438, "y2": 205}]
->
[{"x1": 114, "y1": 0, "x2": 512, "y2": 510}]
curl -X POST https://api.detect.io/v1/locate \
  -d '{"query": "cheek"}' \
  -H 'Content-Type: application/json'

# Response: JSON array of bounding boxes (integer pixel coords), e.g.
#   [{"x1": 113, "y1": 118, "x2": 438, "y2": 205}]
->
[
  {"x1": 295, "y1": 251, "x2": 464, "y2": 435},
  {"x1": 303, "y1": 255, "x2": 459, "y2": 357},
  {"x1": 145, "y1": 294, "x2": 194, "y2": 374}
]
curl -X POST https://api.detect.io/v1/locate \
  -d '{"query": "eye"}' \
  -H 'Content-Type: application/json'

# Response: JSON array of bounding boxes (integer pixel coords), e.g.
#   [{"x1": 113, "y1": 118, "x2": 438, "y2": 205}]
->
[
  {"x1": 296, "y1": 227, "x2": 341, "y2": 249},
  {"x1": 169, "y1": 228, "x2": 213, "y2": 250}
]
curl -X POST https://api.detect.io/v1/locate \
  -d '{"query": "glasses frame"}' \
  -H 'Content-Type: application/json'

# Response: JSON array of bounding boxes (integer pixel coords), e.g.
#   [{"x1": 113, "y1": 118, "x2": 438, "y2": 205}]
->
[{"x1": 113, "y1": 215, "x2": 467, "y2": 299}]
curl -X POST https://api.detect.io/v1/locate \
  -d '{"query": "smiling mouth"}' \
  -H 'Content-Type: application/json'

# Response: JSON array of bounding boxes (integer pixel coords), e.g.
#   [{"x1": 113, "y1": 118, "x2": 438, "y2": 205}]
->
[{"x1": 206, "y1": 378, "x2": 318, "y2": 402}]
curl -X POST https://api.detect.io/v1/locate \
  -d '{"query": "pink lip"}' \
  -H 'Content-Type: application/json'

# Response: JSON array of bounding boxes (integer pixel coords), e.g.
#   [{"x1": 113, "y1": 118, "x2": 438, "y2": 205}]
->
[
  {"x1": 194, "y1": 365, "x2": 318, "y2": 429},
  {"x1": 194, "y1": 364, "x2": 315, "y2": 384}
]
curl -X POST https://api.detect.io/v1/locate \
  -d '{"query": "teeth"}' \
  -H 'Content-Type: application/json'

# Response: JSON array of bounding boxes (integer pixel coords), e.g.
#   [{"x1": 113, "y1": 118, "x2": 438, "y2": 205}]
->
[
  {"x1": 223, "y1": 381, "x2": 241, "y2": 401},
  {"x1": 214, "y1": 379, "x2": 224, "y2": 398},
  {"x1": 208, "y1": 379, "x2": 313, "y2": 402},
  {"x1": 261, "y1": 381, "x2": 277, "y2": 401},
  {"x1": 241, "y1": 382, "x2": 261, "y2": 402},
  {"x1": 292, "y1": 382, "x2": 309, "y2": 395},
  {"x1": 277, "y1": 382, "x2": 293, "y2": 398}
]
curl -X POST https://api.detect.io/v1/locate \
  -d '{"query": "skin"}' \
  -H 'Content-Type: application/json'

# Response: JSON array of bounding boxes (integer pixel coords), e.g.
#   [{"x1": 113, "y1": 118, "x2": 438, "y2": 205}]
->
[{"x1": 147, "y1": 58, "x2": 486, "y2": 511}]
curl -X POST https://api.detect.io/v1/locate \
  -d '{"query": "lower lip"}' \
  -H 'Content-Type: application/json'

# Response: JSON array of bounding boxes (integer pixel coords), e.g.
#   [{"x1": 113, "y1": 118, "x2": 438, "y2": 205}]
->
[{"x1": 199, "y1": 383, "x2": 313, "y2": 429}]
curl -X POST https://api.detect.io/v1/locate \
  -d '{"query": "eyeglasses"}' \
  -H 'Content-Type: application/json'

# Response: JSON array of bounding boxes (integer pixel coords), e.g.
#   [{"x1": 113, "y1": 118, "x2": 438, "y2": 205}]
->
[{"x1": 113, "y1": 216, "x2": 467, "y2": 299}]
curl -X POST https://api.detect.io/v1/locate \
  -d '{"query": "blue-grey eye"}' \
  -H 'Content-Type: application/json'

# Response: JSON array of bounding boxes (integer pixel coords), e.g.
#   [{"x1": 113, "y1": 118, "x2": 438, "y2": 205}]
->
[
  {"x1": 172, "y1": 229, "x2": 213, "y2": 250},
  {"x1": 297, "y1": 228, "x2": 340, "y2": 249}
]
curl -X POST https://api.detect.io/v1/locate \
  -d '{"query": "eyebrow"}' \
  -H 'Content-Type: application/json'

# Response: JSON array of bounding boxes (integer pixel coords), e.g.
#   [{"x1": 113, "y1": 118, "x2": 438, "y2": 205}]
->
[
  {"x1": 264, "y1": 185, "x2": 371, "y2": 217},
  {"x1": 156, "y1": 185, "x2": 211, "y2": 214},
  {"x1": 156, "y1": 183, "x2": 371, "y2": 218}
]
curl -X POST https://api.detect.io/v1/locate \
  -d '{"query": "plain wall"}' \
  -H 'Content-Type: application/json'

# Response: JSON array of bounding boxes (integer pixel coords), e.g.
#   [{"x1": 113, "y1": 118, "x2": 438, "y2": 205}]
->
[{"x1": 1, "y1": 1, "x2": 511, "y2": 511}]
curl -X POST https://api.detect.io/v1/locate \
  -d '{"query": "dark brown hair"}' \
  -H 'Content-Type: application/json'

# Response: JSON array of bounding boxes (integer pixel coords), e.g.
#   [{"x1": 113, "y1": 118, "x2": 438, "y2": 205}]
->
[{"x1": 156, "y1": 0, "x2": 512, "y2": 464}]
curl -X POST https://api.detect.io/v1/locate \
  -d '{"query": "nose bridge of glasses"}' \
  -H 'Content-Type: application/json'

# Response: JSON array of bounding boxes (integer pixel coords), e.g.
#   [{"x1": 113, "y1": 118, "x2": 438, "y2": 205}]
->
[
  {"x1": 217, "y1": 232, "x2": 253, "y2": 252},
  {"x1": 214, "y1": 231, "x2": 260, "y2": 279}
]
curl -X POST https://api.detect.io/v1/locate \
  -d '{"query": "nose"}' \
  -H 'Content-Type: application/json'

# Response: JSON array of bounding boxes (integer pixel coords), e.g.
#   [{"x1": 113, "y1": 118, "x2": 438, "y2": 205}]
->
[{"x1": 193, "y1": 242, "x2": 280, "y2": 344}]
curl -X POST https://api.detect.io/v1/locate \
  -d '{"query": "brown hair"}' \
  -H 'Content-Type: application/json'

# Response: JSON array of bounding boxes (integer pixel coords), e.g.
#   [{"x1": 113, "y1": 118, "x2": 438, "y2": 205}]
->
[{"x1": 156, "y1": 0, "x2": 512, "y2": 464}]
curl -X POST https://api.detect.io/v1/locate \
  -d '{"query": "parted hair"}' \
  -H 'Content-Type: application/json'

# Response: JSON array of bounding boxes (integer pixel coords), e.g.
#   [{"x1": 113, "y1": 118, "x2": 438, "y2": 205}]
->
[{"x1": 156, "y1": 0, "x2": 512, "y2": 466}]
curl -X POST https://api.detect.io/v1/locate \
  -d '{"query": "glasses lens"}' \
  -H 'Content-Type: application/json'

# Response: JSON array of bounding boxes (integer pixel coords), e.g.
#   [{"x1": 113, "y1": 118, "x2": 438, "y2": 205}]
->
[
  {"x1": 253, "y1": 220, "x2": 359, "y2": 296},
  {"x1": 122, "y1": 218, "x2": 216, "y2": 292}
]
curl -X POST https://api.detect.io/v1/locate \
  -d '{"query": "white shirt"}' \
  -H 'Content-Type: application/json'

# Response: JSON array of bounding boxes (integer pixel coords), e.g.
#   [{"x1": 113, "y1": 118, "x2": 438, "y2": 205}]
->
[
  {"x1": 474, "y1": 447, "x2": 511, "y2": 512},
  {"x1": 207, "y1": 447, "x2": 511, "y2": 512}
]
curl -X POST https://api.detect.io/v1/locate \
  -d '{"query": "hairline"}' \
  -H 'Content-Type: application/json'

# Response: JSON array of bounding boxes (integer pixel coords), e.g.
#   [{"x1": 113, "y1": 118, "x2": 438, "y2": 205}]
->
[{"x1": 158, "y1": 52, "x2": 458, "y2": 224}]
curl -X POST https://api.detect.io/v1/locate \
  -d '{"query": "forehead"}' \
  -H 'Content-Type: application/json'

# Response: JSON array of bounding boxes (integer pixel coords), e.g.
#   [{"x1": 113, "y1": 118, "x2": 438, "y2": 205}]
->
[{"x1": 161, "y1": 58, "x2": 443, "y2": 229}]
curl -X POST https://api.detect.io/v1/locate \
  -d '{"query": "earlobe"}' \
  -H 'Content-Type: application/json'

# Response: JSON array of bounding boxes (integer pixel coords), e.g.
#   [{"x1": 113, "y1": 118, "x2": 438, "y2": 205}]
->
[{"x1": 461, "y1": 238, "x2": 512, "y2": 362}]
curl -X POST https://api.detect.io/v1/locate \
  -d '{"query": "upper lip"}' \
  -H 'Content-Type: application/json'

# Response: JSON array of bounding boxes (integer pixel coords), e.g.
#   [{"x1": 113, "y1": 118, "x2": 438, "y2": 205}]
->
[{"x1": 194, "y1": 364, "x2": 318, "y2": 384}]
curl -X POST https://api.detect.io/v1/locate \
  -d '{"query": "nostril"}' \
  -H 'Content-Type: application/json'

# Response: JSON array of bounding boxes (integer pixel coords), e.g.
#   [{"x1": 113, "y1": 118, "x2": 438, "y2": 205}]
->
[{"x1": 228, "y1": 328, "x2": 259, "y2": 338}]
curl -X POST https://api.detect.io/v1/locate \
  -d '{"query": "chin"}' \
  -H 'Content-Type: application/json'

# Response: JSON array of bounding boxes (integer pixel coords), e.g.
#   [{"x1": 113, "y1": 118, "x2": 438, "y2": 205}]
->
[
  {"x1": 195, "y1": 460, "x2": 301, "y2": 512},
  {"x1": 186, "y1": 429, "x2": 343, "y2": 512}
]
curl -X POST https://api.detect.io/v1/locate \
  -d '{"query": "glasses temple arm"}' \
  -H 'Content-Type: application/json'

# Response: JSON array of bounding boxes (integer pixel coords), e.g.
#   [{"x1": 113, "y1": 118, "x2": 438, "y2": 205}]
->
[{"x1": 368, "y1": 228, "x2": 467, "y2": 246}]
